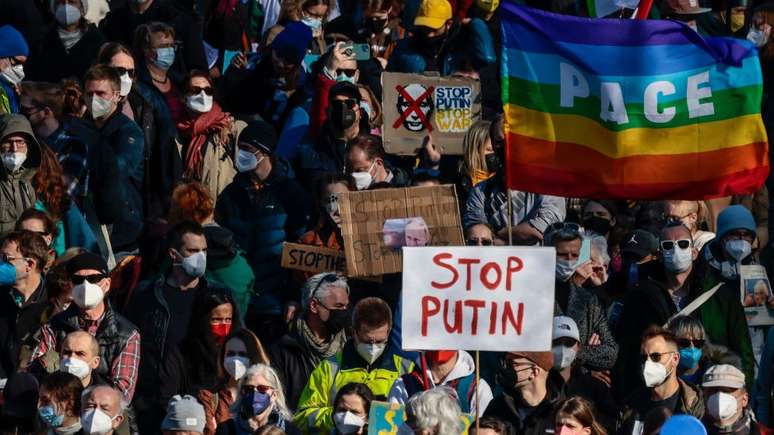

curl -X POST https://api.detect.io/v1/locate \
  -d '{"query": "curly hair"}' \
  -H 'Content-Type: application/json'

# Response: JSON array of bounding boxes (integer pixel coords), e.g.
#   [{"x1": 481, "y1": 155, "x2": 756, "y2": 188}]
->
[
  {"x1": 60, "y1": 79, "x2": 85, "y2": 118},
  {"x1": 168, "y1": 181, "x2": 215, "y2": 225},
  {"x1": 32, "y1": 146, "x2": 70, "y2": 221}
]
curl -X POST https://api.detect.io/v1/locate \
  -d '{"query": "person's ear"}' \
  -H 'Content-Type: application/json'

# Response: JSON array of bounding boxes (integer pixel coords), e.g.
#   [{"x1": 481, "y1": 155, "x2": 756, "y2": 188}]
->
[
  {"x1": 101, "y1": 277, "x2": 111, "y2": 294},
  {"x1": 91, "y1": 355, "x2": 101, "y2": 370},
  {"x1": 354, "y1": 71, "x2": 360, "y2": 83},
  {"x1": 112, "y1": 414, "x2": 124, "y2": 429},
  {"x1": 741, "y1": 391, "x2": 749, "y2": 408},
  {"x1": 309, "y1": 298, "x2": 319, "y2": 315},
  {"x1": 168, "y1": 248, "x2": 178, "y2": 262},
  {"x1": 691, "y1": 247, "x2": 698, "y2": 261},
  {"x1": 610, "y1": 217, "x2": 616, "y2": 227}
]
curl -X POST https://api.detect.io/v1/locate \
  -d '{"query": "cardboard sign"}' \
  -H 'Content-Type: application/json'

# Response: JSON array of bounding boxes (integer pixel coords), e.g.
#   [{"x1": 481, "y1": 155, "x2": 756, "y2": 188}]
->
[
  {"x1": 382, "y1": 72, "x2": 481, "y2": 155},
  {"x1": 338, "y1": 185, "x2": 464, "y2": 278},
  {"x1": 280, "y1": 243, "x2": 346, "y2": 274},
  {"x1": 367, "y1": 401, "x2": 472, "y2": 434},
  {"x1": 741, "y1": 265, "x2": 774, "y2": 326},
  {"x1": 401, "y1": 247, "x2": 556, "y2": 352}
]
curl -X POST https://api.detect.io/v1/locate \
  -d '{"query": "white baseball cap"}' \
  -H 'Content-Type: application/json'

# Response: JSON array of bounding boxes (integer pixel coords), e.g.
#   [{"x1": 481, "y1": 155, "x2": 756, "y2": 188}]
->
[{"x1": 552, "y1": 316, "x2": 580, "y2": 342}]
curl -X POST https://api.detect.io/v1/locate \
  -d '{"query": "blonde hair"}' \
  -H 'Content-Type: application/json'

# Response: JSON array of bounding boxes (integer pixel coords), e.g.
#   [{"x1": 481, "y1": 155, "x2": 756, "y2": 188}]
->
[
  {"x1": 236, "y1": 364, "x2": 292, "y2": 421},
  {"x1": 461, "y1": 120, "x2": 492, "y2": 180}
]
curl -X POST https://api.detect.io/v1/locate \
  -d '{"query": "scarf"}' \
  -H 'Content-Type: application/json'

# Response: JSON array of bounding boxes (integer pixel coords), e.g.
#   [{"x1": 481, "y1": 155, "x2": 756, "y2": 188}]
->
[
  {"x1": 177, "y1": 103, "x2": 232, "y2": 179},
  {"x1": 58, "y1": 28, "x2": 84, "y2": 51},
  {"x1": 471, "y1": 168, "x2": 495, "y2": 186},
  {"x1": 295, "y1": 317, "x2": 347, "y2": 368},
  {"x1": 215, "y1": 0, "x2": 238, "y2": 16},
  {"x1": 707, "y1": 409, "x2": 754, "y2": 435},
  {"x1": 51, "y1": 421, "x2": 82, "y2": 435}
]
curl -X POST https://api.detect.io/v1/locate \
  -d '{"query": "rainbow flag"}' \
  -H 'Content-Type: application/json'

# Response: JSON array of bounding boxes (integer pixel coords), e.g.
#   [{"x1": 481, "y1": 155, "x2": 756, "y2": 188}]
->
[{"x1": 501, "y1": 4, "x2": 769, "y2": 199}]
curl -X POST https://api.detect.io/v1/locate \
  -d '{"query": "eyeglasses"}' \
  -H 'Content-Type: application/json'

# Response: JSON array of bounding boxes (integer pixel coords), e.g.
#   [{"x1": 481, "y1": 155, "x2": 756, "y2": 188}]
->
[
  {"x1": 0, "y1": 253, "x2": 27, "y2": 263},
  {"x1": 71, "y1": 274, "x2": 106, "y2": 285},
  {"x1": 111, "y1": 66, "x2": 136, "y2": 79},
  {"x1": 639, "y1": 351, "x2": 676, "y2": 363},
  {"x1": 660, "y1": 239, "x2": 691, "y2": 251},
  {"x1": 188, "y1": 86, "x2": 214, "y2": 96},
  {"x1": 676, "y1": 338, "x2": 705, "y2": 349},
  {"x1": 242, "y1": 384, "x2": 273, "y2": 394},
  {"x1": 1, "y1": 137, "x2": 28, "y2": 152},
  {"x1": 467, "y1": 238, "x2": 493, "y2": 246},
  {"x1": 724, "y1": 230, "x2": 755, "y2": 242},
  {"x1": 337, "y1": 68, "x2": 357, "y2": 77}
]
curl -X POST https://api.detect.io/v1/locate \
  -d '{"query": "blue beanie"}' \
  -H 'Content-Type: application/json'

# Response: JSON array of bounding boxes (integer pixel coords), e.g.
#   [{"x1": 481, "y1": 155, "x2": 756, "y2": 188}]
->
[
  {"x1": 271, "y1": 21, "x2": 313, "y2": 65},
  {"x1": 716, "y1": 205, "x2": 757, "y2": 240},
  {"x1": 0, "y1": 26, "x2": 29, "y2": 58},
  {"x1": 660, "y1": 415, "x2": 706, "y2": 435}
]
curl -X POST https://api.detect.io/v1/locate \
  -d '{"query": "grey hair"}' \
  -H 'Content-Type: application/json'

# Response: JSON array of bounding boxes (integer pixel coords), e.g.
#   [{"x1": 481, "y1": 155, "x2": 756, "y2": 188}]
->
[
  {"x1": 666, "y1": 315, "x2": 706, "y2": 343},
  {"x1": 81, "y1": 385, "x2": 128, "y2": 414},
  {"x1": 233, "y1": 364, "x2": 292, "y2": 421},
  {"x1": 406, "y1": 386, "x2": 461, "y2": 434},
  {"x1": 301, "y1": 272, "x2": 349, "y2": 310},
  {"x1": 589, "y1": 235, "x2": 610, "y2": 266}
]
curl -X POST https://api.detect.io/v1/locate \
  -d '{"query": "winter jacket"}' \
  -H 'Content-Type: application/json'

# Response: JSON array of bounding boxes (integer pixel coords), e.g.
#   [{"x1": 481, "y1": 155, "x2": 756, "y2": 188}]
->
[
  {"x1": 0, "y1": 114, "x2": 41, "y2": 236},
  {"x1": 175, "y1": 119, "x2": 244, "y2": 200},
  {"x1": 25, "y1": 24, "x2": 106, "y2": 82},
  {"x1": 694, "y1": 241, "x2": 756, "y2": 388},
  {"x1": 554, "y1": 281, "x2": 618, "y2": 370},
  {"x1": 483, "y1": 380, "x2": 564, "y2": 435},
  {"x1": 100, "y1": 1, "x2": 208, "y2": 72},
  {"x1": 0, "y1": 279, "x2": 46, "y2": 375},
  {"x1": 388, "y1": 350, "x2": 494, "y2": 417},
  {"x1": 204, "y1": 224, "x2": 255, "y2": 321},
  {"x1": 293, "y1": 340, "x2": 414, "y2": 434},
  {"x1": 92, "y1": 112, "x2": 146, "y2": 252},
  {"x1": 388, "y1": 18, "x2": 496, "y2": 75},
  {"x1": 0, "y1": 78, "x2": 18, "y2": 114},
  {"x1": 616, "y1": 379, "x2": 704, "y2": 435},
  {"x1": 216, "y1": 170, "x2": 314, "y2": 302},
  {"x1": 463, "y1": 176, "x2": 566, "y2": 234},
  {"x1": 215, "y1": 415, "x2": 301, "y2": 435},
  {"x1": 755, "y1": 326, "x2": 774, "y2": 426},
  {"x1": 127, "y1": 84, "x2": 181, "y2": 221}
]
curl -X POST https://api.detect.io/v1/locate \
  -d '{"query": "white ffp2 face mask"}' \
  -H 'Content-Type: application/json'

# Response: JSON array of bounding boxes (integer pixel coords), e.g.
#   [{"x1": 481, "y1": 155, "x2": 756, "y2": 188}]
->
[
  {"x1": 662, "y1": 246, "x2": 693, "y2": 273},
  {"x1": 1, "y1": 64, "x2": 25, "y2": 85},
  {"x1": 2, "y1": 152, "x2": 27, "y2": 172},
  {"x1": 60, "y1": 357, "x2": 91, "y2": 379},
  {"x1": 333, "y1": 411, "x2": 366, "y2": 434},
  {"x1": 642, "y1": 359, "x2": 669, "y2": 387},
  {"x1": 224, "y1": 356, "x2": 250, "y2": 380},
  {"x1": 119, "y1": 73, "x2": 132, "y2": 97},
  {"x1": 184, "y1": 91, "x2": 213, "y2": 113},
  {"x1": 72, "y1": 281, "x2": 104, "y2": 309},
  {"x1": 81, "y1": 408, "x2": 116, "y2": 435},
  {"x1": 551, "y1": 345, "x2": 577, "y2": 370},
  {"x1": 356, "y1": 341, "x2": 386, "y2": 364},
  {"x1": 724, "y1": 239, "x2": 752, "y2": 262},
  {"x1": 235, "y1": 149, "x2": 264, "y2": 173},
  {"x1": 55, "y1": 4, "x2": 82, "y2": 27},
  {"x1": 89, "y1": 95, "x2": 114, "y2": 119},
  {"x1": 707, "y1": 391, "x2": 738, "y2": 422},
  {"x1": 178, "y1": 251, "x2": 206, "y2": 278}
]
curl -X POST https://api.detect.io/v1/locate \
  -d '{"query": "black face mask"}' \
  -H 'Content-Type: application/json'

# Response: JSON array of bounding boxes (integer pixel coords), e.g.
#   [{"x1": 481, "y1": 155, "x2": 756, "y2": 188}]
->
[
  {"x1": 414, "y1": 29, "x2": 446, "y2": 55},
  {"x1": 484, "y1": 153, "x2": 502, "y2": 174},
  {"x1": 367, "y1": 18, "x2": 388, "y2": 34},
  {"x1": 330, "y1": 100, "x2": 357, "y2": 131},
  {"x1": 583, "y1": 216, "x2": 612, "y2": 236},
  {"x1": 323, "y1": 307, "x2": 351, "y2": 334}
]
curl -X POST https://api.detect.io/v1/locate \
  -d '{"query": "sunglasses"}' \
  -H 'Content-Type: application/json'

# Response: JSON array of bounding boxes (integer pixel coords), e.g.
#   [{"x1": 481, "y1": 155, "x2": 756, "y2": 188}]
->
[
  {"x1": 337, "y1": 69, "x2": 357, "y2": 77},
  {"x1": 467, "y1": 238, "x2": 493, "y2": 246},
  {"x1": 111, "y1": 66, "x2": 136, "y2": 79},
  {"x1": 545, "y1": 222, "x2": 582, "y2": 243},
  {"x1": 242, "y1": 384, "x2": 273, "y2": 394},
  {"x1": 71, "y1": 274, "x2": 106, "y2": 285},
  {"x1": 188, "y1": 86, "x2": 214, "y2": 96},
  {"x1": 660, "y1": 239, "x2": 691, "y2": 251},
  {"x1": 639, "y1": 351, "x2": 676, "y2": 363},
  {"x1": 676, "y1": 338, "x2": 705, "y2": 349}
]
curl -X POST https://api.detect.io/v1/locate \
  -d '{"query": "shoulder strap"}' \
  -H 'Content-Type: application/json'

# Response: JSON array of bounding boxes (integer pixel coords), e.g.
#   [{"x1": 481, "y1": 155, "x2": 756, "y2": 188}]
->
[{"x1": 662, "y1": 283, "x2": 722, "y2": 327}]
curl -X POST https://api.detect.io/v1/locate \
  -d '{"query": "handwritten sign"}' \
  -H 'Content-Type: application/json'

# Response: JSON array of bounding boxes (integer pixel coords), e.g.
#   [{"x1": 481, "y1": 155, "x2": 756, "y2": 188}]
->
[
  {"x1": 367, "y1": 401, "x2": 472, "y2": 434},
  {"x1": 338, "y1": 185, "x2": 463, "y2": 277},
  {"x1": 382, "y1": 73, "x2": 481, "y2": 155},
  {"x1": 280, "y1": 243, "x2": 345, "y2": 274},
  {"x1": 402, "y1": 247, "x2": 556, "y2": 352}
]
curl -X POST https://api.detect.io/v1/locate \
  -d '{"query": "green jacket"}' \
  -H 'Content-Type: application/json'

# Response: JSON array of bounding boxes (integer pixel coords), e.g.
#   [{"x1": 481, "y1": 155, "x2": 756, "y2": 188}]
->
[
  {"x1": 695, "y1": 242, "x2": 755, "y2": 387},
  {"x1": 205, "y1": 251, "x2": 254, "y2": 322},
  {"x1": 0, "y1": 115, "x2": 41, "y2": 237},
  {"x1": 293, "y1": 340, "x2": 413, "y2": 434}
]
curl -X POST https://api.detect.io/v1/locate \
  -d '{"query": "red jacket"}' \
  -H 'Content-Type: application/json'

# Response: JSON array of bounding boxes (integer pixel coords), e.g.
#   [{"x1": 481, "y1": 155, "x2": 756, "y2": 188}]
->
[{"x1": 309, "y1": 72, "x2": 337, "y2": 136}]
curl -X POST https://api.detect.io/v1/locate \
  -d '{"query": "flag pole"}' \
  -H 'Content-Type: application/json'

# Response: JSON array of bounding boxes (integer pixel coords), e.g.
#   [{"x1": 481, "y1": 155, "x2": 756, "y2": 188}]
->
[
  {"x1": 475, "y1": 351, "x2": 480, "y2": 431},
  {"x1": 635, "y1": 0, "x2": 654, "y2": 19},
  {"x1": 507, "y1": 190, "x2": 514, "y2": 246}
]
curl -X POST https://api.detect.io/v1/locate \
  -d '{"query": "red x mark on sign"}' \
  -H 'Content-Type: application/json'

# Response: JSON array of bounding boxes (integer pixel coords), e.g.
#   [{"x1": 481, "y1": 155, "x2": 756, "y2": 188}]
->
[{"x1": 393, "y1": 84, "x2": 434, "y2": 132}]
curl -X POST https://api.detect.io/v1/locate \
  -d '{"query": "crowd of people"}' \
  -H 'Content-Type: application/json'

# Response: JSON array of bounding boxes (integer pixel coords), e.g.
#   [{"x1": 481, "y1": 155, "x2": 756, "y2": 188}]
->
[{"x1": 1, "y1": 0, "x2": 774, "y2": 434}]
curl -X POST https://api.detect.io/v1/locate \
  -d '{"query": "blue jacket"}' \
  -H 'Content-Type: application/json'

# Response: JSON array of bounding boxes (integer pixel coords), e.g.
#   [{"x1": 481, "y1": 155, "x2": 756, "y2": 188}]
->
[
  {"x1": 215, "y1": 168, "x2": 313, "y2": 303},
  {"x1": 388, "y1": 18, "x2": 496, "y2": 75}
]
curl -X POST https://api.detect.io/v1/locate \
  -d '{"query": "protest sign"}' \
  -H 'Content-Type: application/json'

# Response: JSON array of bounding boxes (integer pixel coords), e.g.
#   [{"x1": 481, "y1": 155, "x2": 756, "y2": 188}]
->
[
  {"x1": 338, "y1": 185, "x2": 463, "y2": 277},
  {"x1": 367, "y1": 401, "x2": 472, "y2": 434},
  {"x1": 381, "y1": 72, "x2": 481, "y2": 155},
  {"x1": 280, "y1": 243, "x2": 346, "y2": 274},
  {"x1": 401, "y1": 247, "x2": 555, "y2": 352},
  {"x1": 741, "y1": 265, "x2": 774, "y2": 326}
]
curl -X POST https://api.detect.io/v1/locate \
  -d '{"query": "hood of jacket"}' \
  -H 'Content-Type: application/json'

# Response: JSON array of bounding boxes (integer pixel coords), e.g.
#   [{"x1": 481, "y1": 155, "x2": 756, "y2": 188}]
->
[{"x1": 0, "y1": 114, "x2": 42, "y2": 177}]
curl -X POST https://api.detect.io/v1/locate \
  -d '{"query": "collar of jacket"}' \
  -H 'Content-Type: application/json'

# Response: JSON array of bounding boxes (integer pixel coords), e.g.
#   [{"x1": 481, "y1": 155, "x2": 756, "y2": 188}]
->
[
  {"x1": 54, "y1": 300, "x2": 120, "y2": 339},
  {"x1": 499, "y1": 381, "x2": 561, "y2": 423},
  {"x1": 340, "y1": 339, "x2": 397, "y2": 371}
]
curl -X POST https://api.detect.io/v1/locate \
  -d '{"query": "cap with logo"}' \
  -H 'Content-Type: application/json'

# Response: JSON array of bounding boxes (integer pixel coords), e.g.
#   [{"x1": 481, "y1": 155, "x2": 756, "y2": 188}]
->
[
  {"x1": 552, "y1": 316, "x2": 580, "y2": 342},
  {"x1": 702, "y1": 364, "x2": 745, "y2": 389},
  {"x1": 621, "y1": 229, "x2": 658, "y2": 260}
]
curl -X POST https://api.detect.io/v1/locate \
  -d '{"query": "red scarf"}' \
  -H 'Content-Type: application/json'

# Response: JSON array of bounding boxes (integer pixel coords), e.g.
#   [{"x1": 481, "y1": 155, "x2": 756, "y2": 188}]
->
[
  {"x1": 177, "y1": 103, "x2": 232, "y2": 179},
  {"x1": 215, "y1": 0, "x2": 238, "y2": 16}
]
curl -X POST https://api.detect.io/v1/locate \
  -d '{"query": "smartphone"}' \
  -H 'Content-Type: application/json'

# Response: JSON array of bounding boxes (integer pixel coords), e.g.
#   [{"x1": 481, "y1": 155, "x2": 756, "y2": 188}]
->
[{"x1": 343, "y1": 42, "x2": 371, "y2": 61}]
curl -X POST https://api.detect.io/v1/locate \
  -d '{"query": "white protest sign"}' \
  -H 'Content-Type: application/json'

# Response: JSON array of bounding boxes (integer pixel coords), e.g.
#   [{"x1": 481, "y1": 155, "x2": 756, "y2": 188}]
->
[{"x1": 401, "y1": 247, "x2": 556, "y2": 352}]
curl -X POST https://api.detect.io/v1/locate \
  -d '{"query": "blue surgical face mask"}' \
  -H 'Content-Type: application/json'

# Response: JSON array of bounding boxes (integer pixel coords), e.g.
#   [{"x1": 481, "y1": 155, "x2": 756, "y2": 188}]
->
[
  {"x1": 678, "y1": 347, "x2": 702, "y2": 370},
  {"x1": 153, "y1": 47, "x2": 175, "y2": 70},
  {"x1": 0, "y1": 260, "x2": 16, "y2": 286},
  {"x1": 38, "y1": 405, "x2": 65, "y2": 428},
  {"x1": 302, "y1": 16, "x2": 323, "y2": 30},
  {"x1": 336, "y1": 72, "x2": 356, "y2": 84}
]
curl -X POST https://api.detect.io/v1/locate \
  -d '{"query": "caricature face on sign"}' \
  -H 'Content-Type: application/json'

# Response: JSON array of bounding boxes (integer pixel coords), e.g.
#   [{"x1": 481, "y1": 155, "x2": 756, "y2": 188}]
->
[{"x1": 396, "y1": 84, "x2": 434, "y2": 132}]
